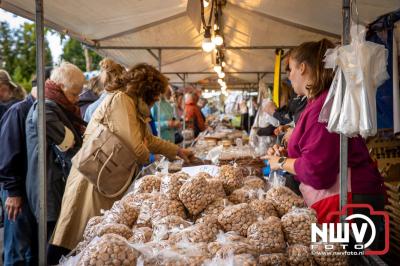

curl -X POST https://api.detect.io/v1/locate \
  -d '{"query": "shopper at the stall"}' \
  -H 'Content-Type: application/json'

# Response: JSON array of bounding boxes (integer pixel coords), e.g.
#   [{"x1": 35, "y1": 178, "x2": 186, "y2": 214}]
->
[
  {"x1": 184, "y1": 92, "x2": 206, "y2": 137},
  {"x1": 264, "y1": 39, "x2": 384, "y2": 231},
  {"x1": 25, "y1": 62, "x2": 86, "y2": 262},
  {"x1": 151, "y1": 85, "x2": 181, "y2": 143},
  {"x1": 49, "y1": 63, "x2": 194, "y2": 263},
  {"x1": 0, "y1": 70, "x2": 21, "y2": 119}
]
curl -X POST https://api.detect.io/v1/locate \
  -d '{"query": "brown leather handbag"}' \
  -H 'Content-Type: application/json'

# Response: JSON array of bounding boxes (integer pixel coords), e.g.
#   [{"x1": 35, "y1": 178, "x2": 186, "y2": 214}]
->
[{"x1": 71, "y1": 94, "x2": 136, "y2": 198}]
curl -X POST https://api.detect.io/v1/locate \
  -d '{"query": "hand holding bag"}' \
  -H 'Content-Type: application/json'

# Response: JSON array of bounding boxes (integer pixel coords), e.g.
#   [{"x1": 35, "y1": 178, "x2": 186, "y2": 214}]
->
[{"x1": 71, "y1": 94, "x2": 136, "y2": 198}]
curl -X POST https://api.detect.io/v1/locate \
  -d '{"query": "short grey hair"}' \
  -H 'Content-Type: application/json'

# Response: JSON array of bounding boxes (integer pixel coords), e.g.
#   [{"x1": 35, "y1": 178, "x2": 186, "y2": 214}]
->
[{"x1": 50, "y1": 62, "x2": 85, "y2": 89}]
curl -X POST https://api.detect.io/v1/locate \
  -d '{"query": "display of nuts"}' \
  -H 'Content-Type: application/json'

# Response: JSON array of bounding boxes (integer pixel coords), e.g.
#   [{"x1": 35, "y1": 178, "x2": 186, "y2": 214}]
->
[
  {"x1": 129, "y1": 227, "x2": 153, "y2": 244},
  {"x1": 266, "y1": 186, "x2": 305, "y2": 217},
  {"x1": 247, "y1": 217, "x2": 286, "y2": 253},
  {"x1": 178, "y1": 174, "x2": 216, "y2": 215},
  {"x1": 97, "y1": 223, "x2": 133, "y2": 240},
  {"x1": 206, "y1": 178, "x2": 226, "y2": 198},
  {"x1": 200, "y1": 198, "x2": 233, "y2": 218},
  {"x1": 249, "y1": 199, "x2": 278, "y2": 219},
  {"x1": 258, "y1": 253, "x2": 287, "y2": 266},
  {"x1": 218, "y1": 203, "x2": 257, "y2": 237},
  {"x1": 228, "y1": 187, "x2": 266, "y2": 204},
  {"x1": 152, "y1": 215, "x2": 192, "y2": 241},
  {"x1": 217, "y1": 165, "x2": 245, "y2": 194},
  {"x1": 281, "y1": 208, "x2": 317, "y2": 246},
  {"x1": 312, "y1": 242, "x2": 348, "y2": 266},
  {"x1": 83, "y1": 216, "x2": 103, "y2": 241},
  {"x1": 133, "y1": 175, "x2": 161, "y2": 194},
  {"x1": 287, "y1": 244, "x2": 313, "y2": 266},
  {"x1": 243, "y1": 176, "x2": 267, "y2": 190},
  {"x1": 160, "y1": 172, "x2": 189, "y2": 200},
  {"x1": 169, "y1": 223, "x2": 217, "y2": 244},
  {"x1": 78, "y1": 233, "x2": 139, "y2": 266}
]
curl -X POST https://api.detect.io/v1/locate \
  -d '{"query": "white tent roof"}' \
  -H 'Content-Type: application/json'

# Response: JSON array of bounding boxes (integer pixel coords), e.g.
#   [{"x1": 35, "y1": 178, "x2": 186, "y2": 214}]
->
[{"x1": 1, "y1": 0, "x2": 399, "y2": 86}]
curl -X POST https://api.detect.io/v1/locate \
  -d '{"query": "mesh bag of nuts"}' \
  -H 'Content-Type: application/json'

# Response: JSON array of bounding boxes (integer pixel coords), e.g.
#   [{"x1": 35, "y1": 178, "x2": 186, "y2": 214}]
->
[
  {"x1": 243, "y1": 176, "x2": 267, "y2": 190},
  {"x1": 160, "y1": 172, "x2": 189, "y2": 200},
  {"x1": 228, "y1": 187, "x2": 266, "y2": 204},
  {"x1": 287, "y1": 244, "x2": 314, "y2": 266},
  {"x1": 97, "y1": 223, "x2": 133, "y2": 240},
  {"x1": 258, "y1": 253, "x2": 287, "y2": 266},
  {"x1": 206, "y1": 178, "x2": 226, "y2": 198},
  {"x1": 152, "y1": 215, "x2": 192, "y2": 241},
  {"x1": 218, "y1": 203, "x2": 257, "y2": 237},
  {"x1": 78, "y1": 234, "x2": 140, "y2": 266},
  {"x1": 247, "y1": 217, "x2": 286, "y2": 253},
  {"x1": 266, "y1": 186, "x2": 305, "y2": 217},
  {"x1": 178, "y1": 174, "x2": 217, "y2": 215},
  {"x1": 217, "y1": 165, "x2": 245, "y2": 194},
  {"x1": 249, "y1": 199, "x2": 278, "y2": 219},
  {"x1": 129, "y1": 227, "x2": 153, "y2": 244},
  {"x1": 312, "y1": 242, "x2": 348, "y2": 266},
  {"x1": 133, "y1": 175, "x2": 161, "y2": 194},
  {"x1": 281, "y1": 208, "x2": 317, "y2": 246}
]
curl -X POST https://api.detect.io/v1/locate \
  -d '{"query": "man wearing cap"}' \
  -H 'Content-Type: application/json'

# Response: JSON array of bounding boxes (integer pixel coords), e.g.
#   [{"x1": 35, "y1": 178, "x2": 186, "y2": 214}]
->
[{"x1": 0, "y1": 69, "x2": 19, "y2": 120}]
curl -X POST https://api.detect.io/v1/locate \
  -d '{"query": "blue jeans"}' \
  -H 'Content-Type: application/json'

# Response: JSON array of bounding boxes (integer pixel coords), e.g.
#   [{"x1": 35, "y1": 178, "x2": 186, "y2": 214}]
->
[{"x1": 1, "y1": 189, "x2": 38, "y2": 266}]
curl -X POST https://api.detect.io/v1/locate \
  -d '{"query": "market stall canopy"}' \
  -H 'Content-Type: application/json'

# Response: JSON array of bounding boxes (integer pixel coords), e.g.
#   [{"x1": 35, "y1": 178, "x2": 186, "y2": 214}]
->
[{"x1": 1, "y1": 0, "x2": 399, "y2": 86}]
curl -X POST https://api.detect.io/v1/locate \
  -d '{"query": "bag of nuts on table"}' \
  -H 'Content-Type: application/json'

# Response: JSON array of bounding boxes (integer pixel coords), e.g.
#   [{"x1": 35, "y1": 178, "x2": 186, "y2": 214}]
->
[
  {"x1": 281, "y1": 208, "x2": 317, "y2": 246},
  {"x1": 78, "y1": 234, "x2": 140, "y2": 266},
  {"x1": 160, "y1": 172, "x2": 189, "y2": 200},
  {"x1": 206, "y1": 178, "x2": 226, "y2": 198},
  {"x1": 178, "y1": 173, "x2": 217, "y2": 215},
  {"x1": 311, "y1": 242, "x2": 348, "y2": 266},
  {"x1": 249, "y1": 199, "x2": 278, "y2": 219},
  {"x1": 133, "y1": 174, "x2": 161, "y2": 194},
  {"x1": 97, "y1": 223, "x2": 133, "y2": 240},
  {"x1": 198, "y1": 198, "x2": 233, "y2": 218},
  {"x1": 217, "y1": 203, "x2": 257, "y2": 237},
  {"x1": 195, "y1": 214, "x2": 223, "y2": 235},
  {"x1": 287, "y1": 244, "x2": 314, "y2": 266},
  {"x1": 152, "y1": 215, "x2": 192, "y2": 241},
  {"x1": 265, "y1": 186, "x2": 305, "y2": 217},
  {"x1": 217, "y1": 165, "x2": 245, "y2": 194},
  {"x1": 247, "y1": 216, "x2": 286, "y2": 253},
  {"x1": 102, "y1": 199, "x2": 139, "y2": 228},
  {"x1": 243, "y1": 176, "x2": 268, "y2": 190},
  {"x1": 168, "y1": 223, "x2": 217, "y2": 244},
  {"x1": 228, "y1": 187, "x2": 266, "y2": 204},
  {"x1": 258, "y1": 253, "x2": 287, "y2": 266},
  {"x1": 150, "y1": 198, "x2": 187, "y2": 225},
  {"x1": 129, "y1": 227, "x2": 153, "y2": 244},
  {"x1": 136, "y1": 193, "x2": 166, "y2": 227}
]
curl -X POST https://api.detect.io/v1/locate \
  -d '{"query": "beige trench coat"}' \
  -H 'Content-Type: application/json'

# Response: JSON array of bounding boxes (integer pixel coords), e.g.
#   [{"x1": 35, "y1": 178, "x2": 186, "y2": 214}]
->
[{"x1": 50, "y1": 91, "x2": 179, "y2": 250}]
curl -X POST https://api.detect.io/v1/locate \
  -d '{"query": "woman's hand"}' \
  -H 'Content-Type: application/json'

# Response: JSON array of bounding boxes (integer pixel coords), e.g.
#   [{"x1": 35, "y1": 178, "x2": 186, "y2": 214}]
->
[
  {"x1": 177, "y1": 148, "x2": 194, "y2": 163},
  {"x1": 266, "y1": 144, "x2": 287, "y2": 156},
  {"x1": 263, "y1": 155, "x2": 281, "y2": 171}
]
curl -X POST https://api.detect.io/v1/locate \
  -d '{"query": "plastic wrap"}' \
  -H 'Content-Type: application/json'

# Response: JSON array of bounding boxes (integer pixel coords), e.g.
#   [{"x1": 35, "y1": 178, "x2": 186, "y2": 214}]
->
[
  {"x1": 195, "y1": 214, "x2": 223, "y2": 236},
  {"x1": 199, "y1": 198, "x2": 233, "y2": 218},
  {"x1": 151, "y1": 199, "x2": 186, "y2": 225},
  {"x1": 133, "y1": 175, "x2": 161, "y2": 194},
  {"x1": 152, "y1": 215, "x2": 192, "y2": 241},
  {"x1": 243, "y1": 176, "x2": 267, "y2": 190},
  {"x1": 97, "y1": 223, "x2": 133, "y2": 240},
  {"x1": 136, "y1": 194, "x2": 164, "y2": 227},
  {"x1": 247, "y1": 217, "x2": 286, "y2": 253},
  {"x1": 228, "y1": 187, "x2": 266, "y2": 204},
  {"x1": 129, "y1": 227, "x2": 153, "y2": 244},
  {"x1": 178, "y1": 174, "x2": 217, "y2": 215},
  {"x1": 82, "y1": 216, "x2": 104, "y2": 241},
  {"x1": 101, "y1": 200, "x2": 139, "y2": 228},
  {"x1": 281, "y1": 208, "x2": 317, "y2": 246},
  {"x1": 265, "y1": 183, "x2": 305, "y2": 217},
  {"x1": 217, "y1": 165, "x2": 245, "y2": 195},
  {"x1": 217, "y1": 203, "x2": 257, "y2": 237},
  {"x1": 207, "y1": 231, "x2": 255, "y2": 258},
  {"x1": 249, "y1": 199, "x2": 278, "y2": 220},
  {"x1": 206, "y1": 178, "x2": 226, "y2": 198},
  {"x1": 287, "y1": 244, "x2": 313, "y2": 266},
  {"x1": 168, "y1": 223, "x2": 217, "y2": 244},
  {"x1": 160, "y1": 172, "x2": 189, "y2": 200},
  {"x1": 78, "y1": 234, "x2": 140, "y2": 266}
]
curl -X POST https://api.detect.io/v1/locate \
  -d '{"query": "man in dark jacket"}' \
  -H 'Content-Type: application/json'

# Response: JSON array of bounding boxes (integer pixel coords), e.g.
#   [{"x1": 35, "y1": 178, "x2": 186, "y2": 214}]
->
[{"x1": 0, "y1": 89, "x2": 38, "y2": 265}]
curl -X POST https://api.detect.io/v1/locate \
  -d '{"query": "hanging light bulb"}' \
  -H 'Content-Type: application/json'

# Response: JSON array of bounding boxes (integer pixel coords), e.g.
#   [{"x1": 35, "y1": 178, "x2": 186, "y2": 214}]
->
[
  {"x1": 212, "y1": 30, "x2": 224, "y2": 46},
  {"x1": 214, "y1": 65, "x2": 222, "y2": 73},
  {"x1": 218, "y1": 71, "x2": 225, "y2": 79},
  {"x1": 202, "y1": 27, "x2": 215, "y2": 52},
  {"x1": 203, "y1": 0, "x2": 210, "y2": 8}
]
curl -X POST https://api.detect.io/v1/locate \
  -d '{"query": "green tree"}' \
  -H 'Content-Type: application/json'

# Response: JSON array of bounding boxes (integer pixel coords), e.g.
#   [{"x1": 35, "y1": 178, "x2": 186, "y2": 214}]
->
[
  {"x1": 0, "y1": 21, "x2": 16, "y2": 72},
  {"x1": 61, "y1": 38, "x2": 102, "y2": 72}
]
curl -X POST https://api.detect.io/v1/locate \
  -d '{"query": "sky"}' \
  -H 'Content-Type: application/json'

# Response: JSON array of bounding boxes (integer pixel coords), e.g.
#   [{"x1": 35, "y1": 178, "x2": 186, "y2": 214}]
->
[{"x1": 0, "y1": 9, "x2": 63, "y2": 63}]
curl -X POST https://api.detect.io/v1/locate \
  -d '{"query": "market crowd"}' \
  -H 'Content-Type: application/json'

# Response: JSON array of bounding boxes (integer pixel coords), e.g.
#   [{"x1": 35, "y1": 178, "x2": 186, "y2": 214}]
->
[{"x1": 0, "y1": 38, "x2": 385, "y2": 265}]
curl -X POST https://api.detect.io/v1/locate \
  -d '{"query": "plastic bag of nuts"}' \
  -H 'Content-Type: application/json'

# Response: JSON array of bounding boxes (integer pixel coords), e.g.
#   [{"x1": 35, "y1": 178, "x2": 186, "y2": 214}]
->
[
  {"x1": 266, "y1": 186, "x2": 305, "y2": 217},
  {"x1": 136, "y1": 194, "x2": 165, "y2": 227},
  {"x1": 247, "y1": 217, "x2": 286, "y2": 253},
  {"x1": 281, "y1": 208, "x2": 317, "y2": 246},
  {"x1": 228, "y1": 187, "x2": 266, "y2": 204},
  {"x1": 249, "y1": 199, "x2": 278, "y2": 219},
  {"x1": 82, "y1": 216, "x2": 104, "y2": 241},
  {"x1": 78, "y1": 234, "x2": 140, "y2": 266},
  {"x1": 217, "y1": 165, "x2": 245, "y2": 194},
  {"x1": 199, "y1": 198, "x2": 233, "y2": 218},
  {"x1": 169, "y1": 223, "x2": 217, "y2": 244},
  {"x1": 218, "y1": 203, "x2": 257, "y2": 237},
  {"x1": 287, "y1": 244, "x2": 313, "y2": 266},
  {"x1": 195, "y1": 214, "x2": 223, "y2": 236},
  {"x1": 133, "y1": 175, "x2": 161, "y2": 194},
  {"x1": 152, "y1": 215, "x2": 192, "y2": 241},
  {"x1": 232, "y1": 254, "x2": 257, "y2": 266},
  {"x1": 102, "y1": 199, "x2": 139, "y2": 228},
  {"x1": 312, "y1": 242, "x2": 348, "y2": 266},
  {"x1": 243, "y1": 176, "x2": 267, "y2": 190},
  {"x1": 160, "y1": 172, "x2": 189, "y2": 200},
  {"x1": 129, "y1": 227, "x2": 153, "y2": 244},
  {"x1": 206, "y1": 178, "x2": 226, "y2": 198},
  {"x1": 258, "y1": 253, "x2": 287, "y2": 266},
  {"x1": 97, "y1": 223, "x2": 133, "y2": 240},
  {"x1": 178, "y1": 174, "x2": 217, "y2": 215},
  {"x1": 151, "y1": 199, "x2": 186, "y2": 225}
]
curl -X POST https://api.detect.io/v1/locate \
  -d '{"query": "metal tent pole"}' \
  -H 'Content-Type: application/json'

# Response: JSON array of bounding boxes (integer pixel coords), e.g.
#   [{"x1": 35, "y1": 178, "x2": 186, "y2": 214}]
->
[
  {"x1": 35, "y1": 0, "x2": 47, "y2": 264},
  {"x1": 340, "y1": 0, "x2": 351, "y2": 222},
  {"x1": 157, "y1": 49, "x2": 162, "y2": 137}
]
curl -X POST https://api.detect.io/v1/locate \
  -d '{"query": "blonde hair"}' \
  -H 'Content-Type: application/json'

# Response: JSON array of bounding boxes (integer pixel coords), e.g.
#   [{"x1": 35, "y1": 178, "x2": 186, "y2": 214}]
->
[
  {"x1": 50, "y1": 62, "x2": 85, "y2": 90},
  {"x1": 99, "y1": 58, "x2": 126, "y2": 91}
]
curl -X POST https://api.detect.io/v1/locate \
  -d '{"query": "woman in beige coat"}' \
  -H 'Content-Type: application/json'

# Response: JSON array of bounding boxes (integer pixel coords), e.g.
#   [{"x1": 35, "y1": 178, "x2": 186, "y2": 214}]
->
[{"x1": 49, "y1": 63, "x2": 193, "y2": 261}]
